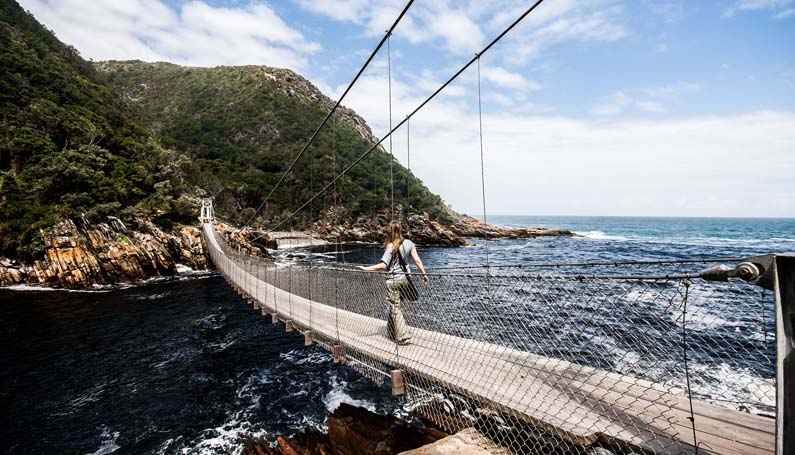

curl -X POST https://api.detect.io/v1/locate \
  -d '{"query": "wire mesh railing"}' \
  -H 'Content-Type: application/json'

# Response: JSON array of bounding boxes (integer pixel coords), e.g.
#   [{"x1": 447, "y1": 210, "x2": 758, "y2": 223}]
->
[{"x1": 203, "y1": 224, "x2": 777, "y2": 455}]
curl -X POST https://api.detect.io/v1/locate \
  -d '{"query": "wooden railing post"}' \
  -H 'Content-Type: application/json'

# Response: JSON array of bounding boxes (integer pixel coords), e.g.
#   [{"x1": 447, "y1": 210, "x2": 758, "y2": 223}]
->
[{"x1": 391, "y1": 369, "x2": 405, "y2": 396}]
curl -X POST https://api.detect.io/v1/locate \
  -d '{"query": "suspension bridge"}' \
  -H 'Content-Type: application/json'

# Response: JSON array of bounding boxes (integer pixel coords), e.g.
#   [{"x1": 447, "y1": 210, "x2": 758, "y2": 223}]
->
[
  {"x1": 199, "y1": 0, "x2": 793, "y2": 453},
  {"x1": 203, "y1": 200, "x2": 792, "y2": 455}
]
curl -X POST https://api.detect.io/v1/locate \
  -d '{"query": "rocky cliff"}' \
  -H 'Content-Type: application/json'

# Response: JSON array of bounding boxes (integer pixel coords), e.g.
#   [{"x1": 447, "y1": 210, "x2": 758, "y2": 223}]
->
[
  {"x1": 0, "y1": 209, "x2": 576, "y2": 289},
  {"x1": 310, "y1": 207, "x2": 575, "y2": 247},
  {"x1": 240, "y1": 403, "x2": 447, "y2": 455},
  {"x1": 0, "y1": 216, "x2": 208, "y2": 288},
  {"x1": 311, "y1": 207, "x2": 466, "y2": 246},
  {"x1": 0, "y1": 216, "x2": 278, "y2": 289},
  {"x1": 450, "y1": 214, "x2": 577, "y2": 239}
]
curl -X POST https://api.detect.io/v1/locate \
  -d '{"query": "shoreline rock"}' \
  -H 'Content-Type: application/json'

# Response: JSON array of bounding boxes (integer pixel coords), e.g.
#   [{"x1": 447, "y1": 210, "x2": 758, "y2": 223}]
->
[
  {"x1": 309, "y1": 208, "x2": 575, "y2": 247},
  {"x1": 0, "y1": 217, "x2": 272, "y2": 289},
  {"x1": 311, "y1": 208, "x2": 465, "y2": 247},
  {"x1": 451, "y1": 214, "x2": 577, "y2": 240},
  {"x1": 0, "y1": 209, "x2": 575, "y2": 289},
  {"x1": 240, "y1": 403, "x2": 447, "y2": 455}
]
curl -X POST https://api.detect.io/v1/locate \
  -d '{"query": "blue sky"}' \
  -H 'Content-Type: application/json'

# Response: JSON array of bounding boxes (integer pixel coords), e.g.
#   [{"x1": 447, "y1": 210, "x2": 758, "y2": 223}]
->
[{"x1": 20, "y1": 0, "x2": 795, "y2": 217}]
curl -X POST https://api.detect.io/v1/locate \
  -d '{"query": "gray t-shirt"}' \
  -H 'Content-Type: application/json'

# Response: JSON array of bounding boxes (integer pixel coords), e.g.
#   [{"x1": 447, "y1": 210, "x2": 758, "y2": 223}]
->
[{"x1": 380, "y1": 239, "x2": 415, "y2": 280}]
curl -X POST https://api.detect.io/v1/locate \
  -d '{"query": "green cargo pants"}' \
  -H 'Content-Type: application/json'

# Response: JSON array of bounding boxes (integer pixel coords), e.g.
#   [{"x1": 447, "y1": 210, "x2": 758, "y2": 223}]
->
[{"x1": 386, "y1": 277, "x2": 411, "y2": 344}]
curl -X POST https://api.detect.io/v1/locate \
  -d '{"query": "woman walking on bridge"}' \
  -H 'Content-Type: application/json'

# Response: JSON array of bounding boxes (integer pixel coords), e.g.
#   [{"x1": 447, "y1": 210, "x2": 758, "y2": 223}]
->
[{"x1": 358, "y1": 221, "x2": 429, "y2": 345}]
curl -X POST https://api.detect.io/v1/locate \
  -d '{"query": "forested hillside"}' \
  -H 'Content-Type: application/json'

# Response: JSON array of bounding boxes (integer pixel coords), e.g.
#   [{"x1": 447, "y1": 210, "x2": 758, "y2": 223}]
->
[
  {"x1": 0, "y1": 0, "x2": 197, "y2": 258},
  {"x1": 0, "y1": 0, "x2": 452, "y2": 261},
  {"x1": 97, "y1": 61, "x2": 452, "y2": 228}
]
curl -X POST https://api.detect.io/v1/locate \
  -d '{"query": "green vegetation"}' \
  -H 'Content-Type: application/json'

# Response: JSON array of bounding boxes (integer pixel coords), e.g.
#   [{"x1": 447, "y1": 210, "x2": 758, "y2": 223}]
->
[
  {"x1": 0, "y1": 0, "x2": 451, "y2": 260},
  {"x1": 0, "y1": 0, "x2": 197, "y2": 258},
  {"x1": 98, "y1": 61, "x2": 453, "y2": 228}
]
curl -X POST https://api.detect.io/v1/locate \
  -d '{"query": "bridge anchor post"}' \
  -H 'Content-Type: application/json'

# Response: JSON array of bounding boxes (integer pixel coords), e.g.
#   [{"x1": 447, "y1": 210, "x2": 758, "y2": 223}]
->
[
  {"x1": 772, "y1": 254, "x2": 795, "y2": 455},
  {"x1": 391, "y1": 370, "x2": 405, "y2": 396},
  {"x1": 740, "y1": 253, "x2": 795, "y2": 455},
  {"x1": 271, "y1": 313, "x2": 279, "y2": 324},
  {"x1": 285, "y1": 320, "x2": 294, "y2": 333},
  {"x1": 304, "y1": 331, "x2": 314, "y2": 346},
  {"x1": 260, "y1": 307, "x2": 268, "y2": 317}
]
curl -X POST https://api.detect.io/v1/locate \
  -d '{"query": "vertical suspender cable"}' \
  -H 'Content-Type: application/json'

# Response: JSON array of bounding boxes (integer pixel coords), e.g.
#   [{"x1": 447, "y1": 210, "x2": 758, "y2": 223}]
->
[
  {"x1": 681, "y1": 280, "x2": 699, "y2": 454},
  {"x1": 405, "y1": 116, "x2": 411, "y2": 235},
  {"x1": 476, "y1": 55, "x2": 490, "y2": 270},
  {"x1": 387, "y1": 32, "x2": 395, "y2": 220},
  {"x1": 309, "y1": 145, "x2": 314, "y2": 328},
  {"x1": 332, "y1": 115, "x2": 342, "y2": 345}
]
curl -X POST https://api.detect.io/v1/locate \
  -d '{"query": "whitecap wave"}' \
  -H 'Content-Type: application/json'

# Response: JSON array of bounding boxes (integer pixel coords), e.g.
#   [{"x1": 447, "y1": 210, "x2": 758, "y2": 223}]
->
[
  {"x1": 175, "y1": 264, "x2": 213, "y2": 276},
  {"x1": 3, "y1": 272, "x2": 213, "y2": 293},
  {"x1": 323, "y1": 376, "x2": 376, "y2": 412},
  {"x1": 85, "y1": 426, "x2": 121, "y2": 455},
  {"x1": 573, "y1": 230, "x2": 629, "y2": 241},
  {"x1": 172, "y1": 416, "x2": 267, "y2": 455},
  {"x1": 5, "y1": 283, "x2": 114, "y2": 293},
  {"x1": 163, "y1": 368, "x2": 273, "y2": 455},
  {"x1": 279, "y1": 349, "x2": 332, "y2": 365}
]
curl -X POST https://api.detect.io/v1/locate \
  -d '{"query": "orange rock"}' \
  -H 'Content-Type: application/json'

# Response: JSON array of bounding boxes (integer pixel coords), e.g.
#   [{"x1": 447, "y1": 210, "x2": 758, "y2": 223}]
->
[{"x1": 0, "y1": 216, "x2": 221, "y2": 289}]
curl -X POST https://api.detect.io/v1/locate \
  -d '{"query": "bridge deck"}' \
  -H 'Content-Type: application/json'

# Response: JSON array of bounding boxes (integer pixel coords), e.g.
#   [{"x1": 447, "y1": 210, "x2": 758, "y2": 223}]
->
[{"x1": 206, "y1": 227, "x2": 774, "y2": 455}]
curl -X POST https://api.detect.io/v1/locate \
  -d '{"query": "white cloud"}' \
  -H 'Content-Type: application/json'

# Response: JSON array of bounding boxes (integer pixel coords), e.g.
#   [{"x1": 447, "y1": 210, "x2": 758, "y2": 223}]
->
[
  {"x1": 20, "y1": 0, "x2": 320, "y2": 69},
  {"x1": 654, "y1": 43, "x2": 670, "y2": 53},
  {"x1": 297, "y1": 0, "x2": 627, "y2": 64},
  {"x1": 775, "y1": 7, "x2": 795, "y2": 17},
  {"x1": 500, "y1": 1, "x2": 628, "y2": 66},
  {"x1": 407, "y1": 69, "x2": 468, "y2": 97},
  {"x1": 425, "y1": 8, "x2": 485, "y2": 54},
  {"x1": 722, "y1": 0, "x2": 794, "y2": 18},
  {"x1": 635, "y1": 100, "x2": 666, "y2": 113},
  {"x1": 336, "y1": 70, "x2": 795, "y2": 217},
  {"x1": 643, "y1": 82, "x2": 702, "y2": 98},
  {"x1": 590, "y1": 91, "x2": 668, "y2": 115},
  {"x1": 590, "y1": 83, "x2": 701, "y2": 116},
  {"x1": 487, "y1": 92, "x2": 515, "y2": 107},
  {"x1": 382, "y1": 104, "x2": 794, "y2": 217},
  {"x1": 295, "y1": 0, "x2": 484, "y2": 55},
  {"x1": 481, "y1": 67, "x2": 541, "y2": 91},
  {"x1": 293, "y1": 0, "x2": 370, "y2": 23},
  {"x1": 649, "y1": 1, "x2": 686, "y2": 23},
  {"x1": 781, "y1": 69, "x2": 795, "y2": 86},
  {"x1": 591, "y1": 91, "x2": 634, "y2": 115}
]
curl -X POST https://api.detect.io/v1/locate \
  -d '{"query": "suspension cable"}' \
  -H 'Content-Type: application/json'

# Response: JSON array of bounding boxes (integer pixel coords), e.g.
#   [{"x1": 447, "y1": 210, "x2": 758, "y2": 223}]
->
[
  {"x1": 262, "y1": 0, "x2": 548, "y2": 234},
  {"x1": 476, "y1": 55, "x2": 490, "y2": 269},
  {"x1": 242, "y1": 0, "x2": 416, "y2": 229}
]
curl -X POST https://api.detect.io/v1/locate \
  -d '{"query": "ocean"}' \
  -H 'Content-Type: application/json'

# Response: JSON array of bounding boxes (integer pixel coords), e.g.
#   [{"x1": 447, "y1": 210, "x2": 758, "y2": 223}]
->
[{"x1": 1, "y1": 216, "x2": 793, "y2": 454}]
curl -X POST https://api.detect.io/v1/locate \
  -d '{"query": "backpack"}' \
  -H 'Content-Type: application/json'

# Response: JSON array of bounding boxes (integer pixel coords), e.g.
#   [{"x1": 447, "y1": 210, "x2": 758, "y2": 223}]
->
[{"x1": 390, "y1": 241, "x2": 419, "y2": 301}]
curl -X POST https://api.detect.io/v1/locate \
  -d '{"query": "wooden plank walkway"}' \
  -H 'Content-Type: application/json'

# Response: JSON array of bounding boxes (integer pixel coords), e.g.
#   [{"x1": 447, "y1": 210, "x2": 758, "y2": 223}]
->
[{"x1": 204, "y1": 226, "x2": 774, "y2": 455}]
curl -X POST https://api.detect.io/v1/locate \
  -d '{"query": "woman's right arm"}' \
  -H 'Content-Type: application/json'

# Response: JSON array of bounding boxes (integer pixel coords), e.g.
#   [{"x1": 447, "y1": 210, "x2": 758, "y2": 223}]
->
[
  {"x1": 410, "y1": 247, "x2": 429, "y2": 283},
  {"x1": 357, "y1": 246, "x2": 391, "y2": 272}
]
